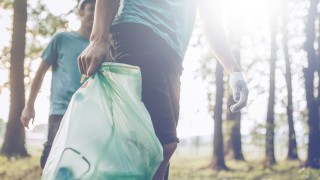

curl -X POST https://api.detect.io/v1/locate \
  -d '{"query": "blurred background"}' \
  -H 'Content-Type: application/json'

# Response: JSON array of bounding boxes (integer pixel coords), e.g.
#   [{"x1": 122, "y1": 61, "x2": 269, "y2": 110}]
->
[{"x1": 1, "y1": 0, "x2": 320, "y2": 179}]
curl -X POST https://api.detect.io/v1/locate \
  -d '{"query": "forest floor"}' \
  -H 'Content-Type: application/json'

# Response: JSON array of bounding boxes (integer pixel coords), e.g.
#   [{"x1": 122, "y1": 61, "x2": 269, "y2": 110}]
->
[
  {"x1": 1, "y1": 153, "x2": 320, "y2": 180},
  {"x1": 0, "y1": 141, "x2": 320, "y2": 179}
]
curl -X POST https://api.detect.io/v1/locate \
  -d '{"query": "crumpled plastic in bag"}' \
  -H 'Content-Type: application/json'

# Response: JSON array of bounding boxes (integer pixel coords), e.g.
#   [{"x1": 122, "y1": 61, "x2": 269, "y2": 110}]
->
[{"x1": 42, "y1": 62, "x2": 163, "y2": 180}]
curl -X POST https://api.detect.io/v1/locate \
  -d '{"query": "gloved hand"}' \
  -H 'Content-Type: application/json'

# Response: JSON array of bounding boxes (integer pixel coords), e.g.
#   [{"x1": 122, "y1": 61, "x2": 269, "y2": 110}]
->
[{"x1": 229, "y1": 72, "x2": 249, "y2": 112}]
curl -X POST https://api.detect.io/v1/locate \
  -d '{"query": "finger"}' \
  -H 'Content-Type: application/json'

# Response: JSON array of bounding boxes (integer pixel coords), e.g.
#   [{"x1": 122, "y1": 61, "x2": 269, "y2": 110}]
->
[
  {"x1": 87, "y1": 60, "x2": 100, "y2": 77},
  {"x1": 85, "y1": 57, "x2": 91, "y2": 76},
  {"x1": 27, "y1": 116, "x2": 31, "y2": 129},
  {"x1": 23, "y1": 117, "x2": 30, "y2": 129},
  {"x1": 78, "y1": 55, "x2": 84, "y2": 74},
  {"x1": 21, "y1": 116, "x2": 27, "y2": 127},
  {"x1": 20, "y1": 115, "x2": 25, "y2": 125},
  {"x1": 82, "y1": 56, "x2": 88, "y2": 76},
  {"x1": 230, "y1": 90, "x2": 248, "y2": 112},
  {"x1": 233, "y1": 90, "x2": 240, "y2": 102}
]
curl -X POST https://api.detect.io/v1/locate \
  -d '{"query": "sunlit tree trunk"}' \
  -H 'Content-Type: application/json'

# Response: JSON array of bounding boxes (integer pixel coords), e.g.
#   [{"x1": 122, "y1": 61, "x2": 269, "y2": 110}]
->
[
  {"x1": 304, "y1": 0, "x2": 320, "y2": 169},
  {"x1": 1, "y1": 0, "x2": 29, "y2": 157},
  {"x1": 210, "y1": 63, "x2": 228, "y2": 170},
  {"x1": 281, "y1": 0, "x2": 299, "y2": 161},
  {"x1": 265, "y1": 11, "x2": 277, "y2": 166}
]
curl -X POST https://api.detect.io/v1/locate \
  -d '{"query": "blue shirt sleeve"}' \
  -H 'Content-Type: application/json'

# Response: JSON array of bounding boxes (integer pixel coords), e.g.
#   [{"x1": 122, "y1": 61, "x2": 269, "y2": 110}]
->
[{"x1": 41, "y1": 33, "x2": 61, "y2": 65}]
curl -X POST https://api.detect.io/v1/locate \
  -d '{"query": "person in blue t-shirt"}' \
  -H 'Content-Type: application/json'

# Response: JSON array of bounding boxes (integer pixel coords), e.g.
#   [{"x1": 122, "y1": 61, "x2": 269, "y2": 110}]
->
[
  {"x1": 78, "y1": 0, "x2": 249, "y2": 179},
  {"x1": 20, "y1": 0, "x2": 96, "y2": 169}
]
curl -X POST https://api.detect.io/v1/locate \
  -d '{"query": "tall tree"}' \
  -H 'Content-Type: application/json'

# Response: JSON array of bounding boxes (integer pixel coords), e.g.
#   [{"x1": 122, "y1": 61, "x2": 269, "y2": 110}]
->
[
  {"x1": 1, "y1": 0, "x2": 28, "y2": 157},
  {"x1": 282, "y1": 0, "x2": 299, "y2": 160},
  {"x1": 225, "y1": 47, "x2": 244, "y2": 161},
  {"x1": 265, "y1": 8, "x2": 277, "y2": 166},
  {"x1": 226, "y1": 4, "x2": 247, "y2": 161},
  {"x1": 210, "y1": 62, "x2": 228, "y2": 170},
  {"x1": 0, "y1": 0, "x2": 68, "y2": 157},
  {"x1": 304, "y1": 0, "x2": 320, "y2": 169}
]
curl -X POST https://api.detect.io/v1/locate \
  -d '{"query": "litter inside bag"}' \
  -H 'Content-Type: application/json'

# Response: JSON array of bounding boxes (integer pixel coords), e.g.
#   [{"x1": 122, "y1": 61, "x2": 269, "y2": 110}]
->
[{"x1": 42, "y1": 62, "x2": 163, "y2": 180}]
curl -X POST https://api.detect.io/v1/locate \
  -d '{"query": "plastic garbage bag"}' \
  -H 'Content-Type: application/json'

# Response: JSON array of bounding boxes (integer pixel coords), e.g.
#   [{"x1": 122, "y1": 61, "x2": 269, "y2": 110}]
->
[{"x1": 42, "y1": 62, "x2": 163, "y2": 180}]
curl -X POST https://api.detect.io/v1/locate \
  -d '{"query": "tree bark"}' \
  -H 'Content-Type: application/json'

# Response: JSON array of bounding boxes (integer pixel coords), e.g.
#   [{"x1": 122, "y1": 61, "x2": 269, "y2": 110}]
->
[
  {"x1": 304, "y1": 0, "x2": 320, "y2": 169},
  {"x1": 265, "y1": 11, "x2": 277, "y2": 166},
  {"x1": 1, "y1": 0, "x2": 29, "y2": 157},
  {"x1": 210, "y1": 63, "x2": 228, "y2": 170},
  {"x1": 225, "y1": 46, "x2": 244, "y2": 161},
  {"x1": 282, "y1": 0, "x2": 299, "y2": 160},
  {"x1": 226, "y1": 95, "x2": 244, "y2": 160}
]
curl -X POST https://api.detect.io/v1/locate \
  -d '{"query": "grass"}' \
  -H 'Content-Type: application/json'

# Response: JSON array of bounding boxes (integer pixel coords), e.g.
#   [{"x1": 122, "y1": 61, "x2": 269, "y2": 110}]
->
[
  {"x1": 0, "y1": 155, "x2": 319, "y2": 180},
  {"x1": 169, "y1": 155, "x2": 320, "y2": 180},
  {"x1": 0, "y1": 156, "x2": 41, "y2": 180},
  {"x1": 0, "y1": 142, "x2": 319, "y2": 180}
]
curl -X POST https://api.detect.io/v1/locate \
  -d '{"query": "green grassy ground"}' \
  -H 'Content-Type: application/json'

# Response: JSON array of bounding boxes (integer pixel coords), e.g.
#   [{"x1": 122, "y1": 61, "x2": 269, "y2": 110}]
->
[
  {"x1": 0, "y1": 141, "x2": 319, "y2": 180},
  {"x1": 169, "y1": 155, "x2": 320, "y2": 180},
  {"x1": 0, "y1": 156, "x2": 41, "y2": 180},
  {"x1": 0, "y1": 154, "x2": 319, "y2": 180}
]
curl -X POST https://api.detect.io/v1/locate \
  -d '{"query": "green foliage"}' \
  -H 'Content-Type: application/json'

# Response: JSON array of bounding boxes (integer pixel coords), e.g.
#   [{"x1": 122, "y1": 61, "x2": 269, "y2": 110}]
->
[
  {"x1": 27, "y1": 1, "x2": 68, "y2": 37},
  {"x1": 0, "y1": 0, "x2": 70, "y2": 88},
  {"x1": 0, "y1": 119, "x2": 5, "y2": 139},
  {"x1": 0, "y1": 0, "x2": 13, "y2": 9}
]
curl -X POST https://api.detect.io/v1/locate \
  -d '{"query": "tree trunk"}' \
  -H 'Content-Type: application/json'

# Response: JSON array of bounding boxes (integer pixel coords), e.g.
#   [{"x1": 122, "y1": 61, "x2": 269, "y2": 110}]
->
[
  {"x1": 265, "y1": 12, "x2": 277, "y2": 166},
  {"x1": 304, "y1": 0, "x2": 320, "y2": 169},
  {"x1": 282, "y1": 0, "x2": 299, "y2": 160},
  {"x1": 210, "y1": 63, "x2": 228, "y2": 170},
  {"x1": 225, "y1": 46, "x2": 244, "y2": 161},
  {"x1": 226, "y1": 95, "x2": 244, "y2": 160},
  {"x1": 0, "y1": 0, "x2": 29, "y2": 157}
]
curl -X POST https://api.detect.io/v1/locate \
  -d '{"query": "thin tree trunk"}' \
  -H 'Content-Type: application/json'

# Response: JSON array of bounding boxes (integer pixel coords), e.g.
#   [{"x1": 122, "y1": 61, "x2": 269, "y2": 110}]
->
[
  {"x1": 226, "y1": 95, "x2": 244, "y2": 160},
  {"x1": 265, "y1": 12, "x2": 277, "y2": 166},
  {"x1": 210, "y1": 63, "x2": 228, "y2": 170},
  {"x1": 225, "y1": 46, "x2": 244, "y2": 161},
  {"x1": 304, "y1": 0, "x2": 320, "y2": 169},
  {"x1": 282, "y1": 0, "x2": 299, "y2": 160},
  {"x1": 1, "y1": 0, "x2": 29, "y2": 157}
]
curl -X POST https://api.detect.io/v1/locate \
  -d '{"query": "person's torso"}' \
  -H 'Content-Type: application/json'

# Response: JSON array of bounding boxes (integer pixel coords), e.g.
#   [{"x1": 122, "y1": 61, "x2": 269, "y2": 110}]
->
[
  {"x1": 112, "y1": 0, "x2": 198, "y2": 59},
  {"x1": 44, "y1": 31, "x2": 89, "y2": 115}
]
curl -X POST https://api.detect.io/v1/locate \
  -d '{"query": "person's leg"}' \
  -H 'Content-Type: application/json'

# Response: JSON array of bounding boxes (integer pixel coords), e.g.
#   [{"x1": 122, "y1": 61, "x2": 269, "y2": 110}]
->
[
  {"x1": 153, "y1": 142, "x2": 177, "y2": 180},
  {"x1": 164, "y1": 164, "x2": 170, "y2": 180},
  {"x1": 40, "y1": 115, "x2": 63, "y2": 169}
]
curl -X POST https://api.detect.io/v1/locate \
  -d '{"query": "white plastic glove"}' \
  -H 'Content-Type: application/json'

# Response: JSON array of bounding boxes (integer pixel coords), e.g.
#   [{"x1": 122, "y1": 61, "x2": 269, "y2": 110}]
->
[{"x1": 229, "y1": 72, "x2": 249, "y2": 112}]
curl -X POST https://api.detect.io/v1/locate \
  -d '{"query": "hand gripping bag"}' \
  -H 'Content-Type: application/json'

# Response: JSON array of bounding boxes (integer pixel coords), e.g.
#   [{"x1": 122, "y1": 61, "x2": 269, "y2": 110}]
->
[{"x1": 42, "y1": 62, "x2": 163, "y2": 180}]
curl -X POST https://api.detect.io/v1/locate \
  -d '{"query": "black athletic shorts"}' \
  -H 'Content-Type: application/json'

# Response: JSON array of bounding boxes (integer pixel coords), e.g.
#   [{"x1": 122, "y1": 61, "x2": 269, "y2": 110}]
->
[{"x1": 110, "y1": 23, "x2": 183, "y2": 145}]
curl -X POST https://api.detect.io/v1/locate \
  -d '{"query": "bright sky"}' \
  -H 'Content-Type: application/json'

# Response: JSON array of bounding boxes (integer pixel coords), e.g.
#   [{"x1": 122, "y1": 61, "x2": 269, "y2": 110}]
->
[{"x1": 0, "y1": 0, "x2": 307, "y2": 139}]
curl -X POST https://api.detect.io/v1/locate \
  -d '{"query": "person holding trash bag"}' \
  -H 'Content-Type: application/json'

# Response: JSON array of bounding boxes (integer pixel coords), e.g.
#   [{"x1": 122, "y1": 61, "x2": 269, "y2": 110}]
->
[
  {"x1": 77, "y1": 0, "x2": 249, "y2": 179},
  {"x1": 20, "y1": 0, "x2": 96, "y2": 169}
]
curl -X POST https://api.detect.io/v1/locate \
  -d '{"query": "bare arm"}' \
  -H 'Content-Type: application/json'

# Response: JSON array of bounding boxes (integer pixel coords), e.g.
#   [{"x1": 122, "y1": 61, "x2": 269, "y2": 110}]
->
[
  {"x1": 199, "y1": 0, "x2": 248, "y2": 112},
  {"x1": 21, "y1": 61, "x2": 50, "y2": 128},
  {"x1": 199, "y1": 0, "x2": 240, "y2": 73},
  {"x1": 78, "y1": 0, "x2": 120, "y2": 76}
]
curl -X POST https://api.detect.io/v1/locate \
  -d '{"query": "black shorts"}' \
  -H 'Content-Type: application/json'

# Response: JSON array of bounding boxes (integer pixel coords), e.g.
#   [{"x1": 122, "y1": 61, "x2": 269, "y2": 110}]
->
[{"x1": 110, "y1": 23, "x2": 183, "y2": 145}]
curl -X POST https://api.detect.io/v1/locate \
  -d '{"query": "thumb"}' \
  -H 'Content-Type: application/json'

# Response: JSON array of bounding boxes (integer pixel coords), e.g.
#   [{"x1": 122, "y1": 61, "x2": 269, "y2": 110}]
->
[{"x1": 233, "y1": 86, "x2": 241, "y2": 102}]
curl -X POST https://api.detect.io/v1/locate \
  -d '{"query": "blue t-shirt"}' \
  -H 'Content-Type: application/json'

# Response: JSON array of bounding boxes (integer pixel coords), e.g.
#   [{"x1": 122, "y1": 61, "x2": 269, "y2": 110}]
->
[
  {"x1": 41, "y1": 31, "x2": 89, "y2": 115},
  {"x1": 113, "y1": 0, "x2": 198, "y2": 59}
]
